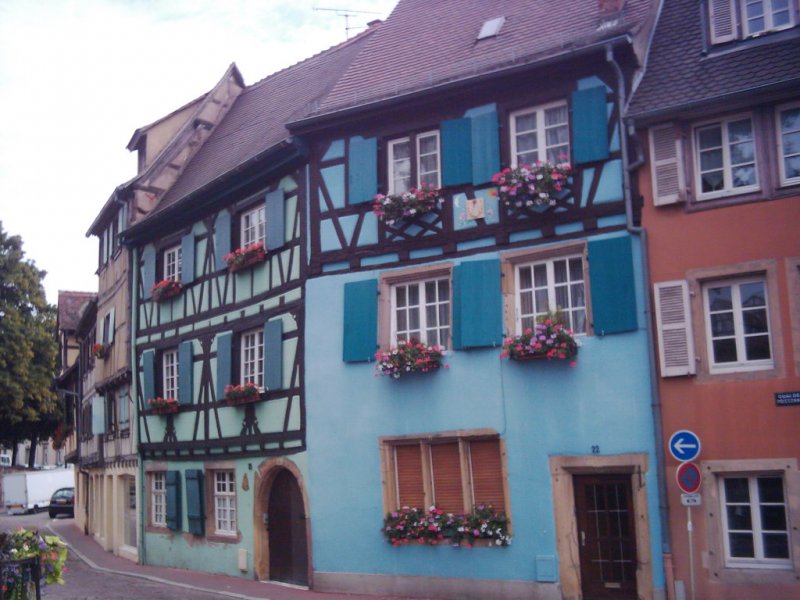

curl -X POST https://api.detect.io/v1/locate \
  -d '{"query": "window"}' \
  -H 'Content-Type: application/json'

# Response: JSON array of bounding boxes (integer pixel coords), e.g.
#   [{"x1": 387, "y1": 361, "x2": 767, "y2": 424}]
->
[
  {"x1": 703, "y1": 277, "x2": 773, "y2": 372},
  {"x1": 151, "y1": 472, "x2": 166, "y2": 527},
  {"x1": 163, "y1": 245, "x2": 182, "y2": 282},
  {"x1": 720, "y1": 475, "x2": 791, "y2": 567},
  {"x1": 240, "y1": 328, "x2": 264, "y2": 389},
  {"x1": 778, "y1": 102, "x2": 800, "y2": 185},
  {"x1": 241, "y1": 204, "x2": 265, "y2": 247},
  {"x1": 740, "y1": 0, "x2": 795, "y2": 37},
  {"x1": 162, "y1": 349, "x2": 178, "y2": 399},
  {"x1": 694, "y1": 116, "x2": 759, "y2": 199},
  {"x1": 213, "y1": 471, "x2": 237, "y2": 536},
  {"x1": 510, "y1": 101, "x2": 570, "y2": 166},
  {"x1": 515, "y1": 255, "x2": 587, "y2": 335},
  {"x1": 387, "y1": 131, "x2": 441, "y2": 194},
  {"x1": 382, "y1": 433, "x2": 507, "y2": 516},
  {"x1": 391, "y1": 277, "x2": 450, "y2": 348}
]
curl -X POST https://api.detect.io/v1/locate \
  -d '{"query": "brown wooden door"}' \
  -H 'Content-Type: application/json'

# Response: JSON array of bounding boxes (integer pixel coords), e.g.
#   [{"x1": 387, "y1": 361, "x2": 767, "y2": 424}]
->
[
  {"x1": 574, "y1": 474, "x2": 638, "y2": 600},
  {"x1": 268, "y1": 469, "x2": 309, "y2": 586}
]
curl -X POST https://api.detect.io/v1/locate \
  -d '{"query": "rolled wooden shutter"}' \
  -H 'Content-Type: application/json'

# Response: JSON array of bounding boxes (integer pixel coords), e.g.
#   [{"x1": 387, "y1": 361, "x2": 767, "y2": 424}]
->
[
  {"x1": 348, "y1": 136, "x2": 378, "y2": 205},
  {"x1": 178, "y1": 341, "x2": 193, "y2": 405},
  {"x1": 142, "y1": 246, "x2": 156, "y2": 299},
  {"x1": 453, "y1": 260, "x2": 503, "y2": 350},
  {"x1": 142, "y1": 349, "x2": 156, "y2": 402},
  {"x1": 342, "y1": 279, "x2": 378, "y2": 362},
  {"x1": 430, "y1": 442, "x2": 463, "y2": 513},
  {"x1": 709, "y1": 0, "x2": 736, "y2": 44},
  {"x1": 469, "y1": 439, "x2": 505, "y2": 511},
  {"x1": 265, "y1": 188, "x2": 285, "y2": 251},
  {"x1": 654, "y1": 280, "x2": 696, "y2": 377},
  {"x1": 165, "y1": 471, "x2": 182, "y2": 531},
  {"x1": 263, "y1": 319, "x2": 283, "y2": 391},
  {"x1": 649, "y1": 124, "x2": 685, "y2": 206},
  {"x1": 185, "y1": 469, "x2": 205, "y2": 536},
  {"x1": 394, "y1": 445, "x2": 425, "y2": 509},
  {"x1": 181, "y1": 233, "x2": 195, "y2": 285},
  {"x1": 214, "y1": 209, "x2": 232, "y2": 271},
  {"x1": 571, "y1": 86, "x2": 609, "y2": 164}
]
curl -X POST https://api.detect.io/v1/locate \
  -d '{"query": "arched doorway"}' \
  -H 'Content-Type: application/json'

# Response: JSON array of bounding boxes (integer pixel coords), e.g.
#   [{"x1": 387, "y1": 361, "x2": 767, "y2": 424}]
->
[{"x1": 267, "y1": 469, "x2": 309, "y2": 585}]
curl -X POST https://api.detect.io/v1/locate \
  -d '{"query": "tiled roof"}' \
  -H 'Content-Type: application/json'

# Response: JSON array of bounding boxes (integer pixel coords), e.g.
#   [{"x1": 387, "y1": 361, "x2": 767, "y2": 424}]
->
[
  {"x1": 627, "y1": 0, "x2": 800, "y2": 119},
  {"x1": 314, "y1": 0, "x2": 654, "y2": 116},
  {"x1": 57, "y1": 291, "x2": 96, "y2": 332},
  {"x1": 158, "y1": 26, "x2": 378, "y2": 210}
]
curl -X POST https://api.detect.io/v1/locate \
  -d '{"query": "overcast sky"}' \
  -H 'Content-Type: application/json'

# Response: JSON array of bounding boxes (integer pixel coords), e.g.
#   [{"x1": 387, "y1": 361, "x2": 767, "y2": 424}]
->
[{"x1": 0, "y1": 0, "x2": 397, "y2": 304}]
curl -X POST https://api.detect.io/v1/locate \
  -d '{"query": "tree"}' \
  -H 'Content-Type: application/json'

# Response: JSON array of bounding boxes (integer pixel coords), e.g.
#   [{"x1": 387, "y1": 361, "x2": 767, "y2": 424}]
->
[{"x1": 0, "y1": 222, "x2": 59, "y2": 465}]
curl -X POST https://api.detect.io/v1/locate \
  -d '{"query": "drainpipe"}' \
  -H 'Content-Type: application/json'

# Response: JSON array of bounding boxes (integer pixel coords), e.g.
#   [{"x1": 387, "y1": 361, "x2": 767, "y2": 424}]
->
[{"x1": 606, "y1": 43, "x2": 675, "y2": 600}]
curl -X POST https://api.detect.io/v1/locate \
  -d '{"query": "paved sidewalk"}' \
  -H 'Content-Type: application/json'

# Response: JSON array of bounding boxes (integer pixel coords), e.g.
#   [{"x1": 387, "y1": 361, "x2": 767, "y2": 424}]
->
[{"x1": 47, "y1": 520, "x2": 415, "y2": 600}]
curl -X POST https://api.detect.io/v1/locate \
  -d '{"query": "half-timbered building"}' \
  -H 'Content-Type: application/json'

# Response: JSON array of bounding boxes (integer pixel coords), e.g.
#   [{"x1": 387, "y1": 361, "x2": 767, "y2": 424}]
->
[{"x1": 289, "y1": 1, "x2": 668, "y2": 598}]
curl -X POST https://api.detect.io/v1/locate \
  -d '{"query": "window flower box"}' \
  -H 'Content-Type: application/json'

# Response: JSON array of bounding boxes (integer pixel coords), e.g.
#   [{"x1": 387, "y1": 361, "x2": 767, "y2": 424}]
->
[
  {"x1": 372, "y1": 185, "x2": 443, "y2": 225},
  {"x1": 148, "y1": 397, "x2": 179, "y2": 415},
  {"x1": 374, "y1": 339, "x2": 445, "y2": 379},
  {"x1": 224, "y1": 242, "x2": 266, "y2": 273},
  {"x1": 151, "y1": 279, "x2": 182, "y2": 302},
  {"x1": 500, "y1": 316, "x2": 578, "y2": 363},
  {"x1": 91, "y1": 343, "x2": 107, "y2": 359},
  {"x1": 492, "y1": 160, "x2": 572, "y2": 208},
  {"x1": 223, "y1": 382, "x2": 261, "y2": 406},
  {"x1": 383, "y1": 504, "x2": 511, "y2": 548}
]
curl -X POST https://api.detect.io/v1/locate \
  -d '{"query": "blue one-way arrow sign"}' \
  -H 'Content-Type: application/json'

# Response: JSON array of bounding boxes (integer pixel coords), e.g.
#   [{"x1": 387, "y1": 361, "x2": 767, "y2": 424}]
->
[{"x1": 669, "y1": 429, "x2": 701, "y2": 462}]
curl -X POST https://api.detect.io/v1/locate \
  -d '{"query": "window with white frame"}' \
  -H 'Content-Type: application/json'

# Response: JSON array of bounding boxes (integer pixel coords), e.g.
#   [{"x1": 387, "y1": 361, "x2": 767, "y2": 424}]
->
[
  {"x1": 391, "y1": 277, "x2": 450, "y2": 348},
  {"x1": 162, "y1": 349, "x2": 178, "y2": 399},
  {"x1": 240, "y1": 329, "x2": 264, "y2": 389},
  {"x1": 510, "y1": 102, "x2": 570, "y2": 167},
  {"x1": 387, "y1": 131, "x2": 440, "y2": 194},
  {"x1": 515, "y1": 255, "x2": 587, "y2": 335},
  {"x1": 740, "y1": 0, "x2": 796, "y2": 37},
  {"x1": 151, "y1": 472, "x2": 166, "y2": 527},
  {"x1": 213, "y1": 470, "x2": 237, "y2": 536},
  {"x1": 163, "y1": 245, "x2": 182, "y2": 282},
  {"x1": 694, "y1": 116, "x2": 759, "y2": 199},
  {"x1": 241, "y1": 205, "x2": 266, "y2": 247},
  {"x1": 778, "y1": 103, "x2": 800, "y2": 185},
  {"x1": 704, "y1": 277, "x2": 773, "y2": 372},
  {"x1": 720, "y1": 474, "x2": 791, "y2": 567},
  {"x1": 417, "y1": 131, "x2": 440, "y2": 189}
]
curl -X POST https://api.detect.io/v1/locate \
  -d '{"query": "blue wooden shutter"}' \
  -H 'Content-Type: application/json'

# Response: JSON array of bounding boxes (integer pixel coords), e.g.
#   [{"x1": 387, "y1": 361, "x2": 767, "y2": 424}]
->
[
  {"x1": 343, "y1": 279, "x2": 378, "y2": 362},
  {"x1": 441, "y1": 117, "x2": 472, "y2": 186},
  {"x1": 178, "y1": 341, "x2": 193, "y2": 405},
  {"x1": 216, "y1": 332, "x2": 232, "y2": 402},
  {"x1": 572, "y1": 86, "x2": 609, "y2": 164},
  {"x1": 214, "y1": 209, "x2": 232, "y2": 270},
  {"x1": 142, "y1": 246, "x2": 156, "y2": 299},
  {"x1": 92, "y1": 395, "x2": 106, "y2": 435},
  {"x1": 181, "y1": 233, "x2": 195, "y2": 284},
  {"x1": 348, "y1": 136, "x2": 378, "y2": 205},
  {"x1": 142, "y1": 350, "x2": 156, "y2": 402},
  {"x1": 588, "y1": 235, "x2": 638, "y2": 335},
  {"x1": 165, "y1": 471, "x2": 182, "y2": 531},
  {"x1": 185, "y1": 469, "x2": 205, "y2": 536},
  {"x1": 453, "y1": 260, "x2": 503, "y2": 350},
  {"x1": 470, "y1": 110, "x2": 500, "y2": 185},
  {"x1": 263, "y1": 319, "x2": 283, "y2": 391},
  {"x1": 265, "y1": 188, "x2": 285, "y2": 251}
]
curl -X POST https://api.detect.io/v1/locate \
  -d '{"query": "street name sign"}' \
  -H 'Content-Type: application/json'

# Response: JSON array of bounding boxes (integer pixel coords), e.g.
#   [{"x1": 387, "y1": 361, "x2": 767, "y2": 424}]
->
[{"x1": 668, "y1": 429, "x2": 701, "y2": 462}]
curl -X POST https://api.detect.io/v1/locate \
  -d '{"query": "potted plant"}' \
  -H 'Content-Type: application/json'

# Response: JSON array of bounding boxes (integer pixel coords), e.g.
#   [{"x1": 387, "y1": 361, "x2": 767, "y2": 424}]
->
[
  {"x1": 500, "y1": 313, "x2": 578, "y2": 362},
  {"x1": 224, "y1": 242, "x2": 267, "y2": 273},
  {"x1": 223, "y1": 382, "x2": 261, "y2": 406},
  {"x1": 383, "y1": 504, "x2": 511, "y2": 547},
  {"x1": 151, "y1": 278, "x2": 183, "y2": 302},
  {"x1": 0, "y1": 528, "x2": 68, "y2": 597},
  {"x1": 374, "y1": 339, "x2": 445, "y2": 379},
  {"x1": 372, "y1": 184, "x2": 443, "y2": 225},
  {"x1": 148, "y1": 397, "x2": 179, "y2": 415},
  {"x1": 491, "y1": 159, "x2": 572, "y2": 208},
  {"x1": 91, "y1": 342, "x2": 107, "y2": 359}
]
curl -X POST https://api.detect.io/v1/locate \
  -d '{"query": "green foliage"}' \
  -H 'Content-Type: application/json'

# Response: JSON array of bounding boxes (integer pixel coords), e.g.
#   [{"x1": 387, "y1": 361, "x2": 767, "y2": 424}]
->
[{"x1": 0, "y1": 528, "x2": 68, "y2": 598}]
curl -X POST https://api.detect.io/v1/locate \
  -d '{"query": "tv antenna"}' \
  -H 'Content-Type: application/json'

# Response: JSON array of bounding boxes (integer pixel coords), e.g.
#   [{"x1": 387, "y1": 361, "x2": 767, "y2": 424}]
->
[{"x1": 314, "y1": 6, "x2": 383, "y2": 38}]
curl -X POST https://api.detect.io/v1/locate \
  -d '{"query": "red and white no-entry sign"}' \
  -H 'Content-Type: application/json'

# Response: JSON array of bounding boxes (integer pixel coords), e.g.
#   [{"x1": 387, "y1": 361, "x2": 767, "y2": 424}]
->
[{"x1": 676, "y1": 462, "x2": 702, "y2": 494}]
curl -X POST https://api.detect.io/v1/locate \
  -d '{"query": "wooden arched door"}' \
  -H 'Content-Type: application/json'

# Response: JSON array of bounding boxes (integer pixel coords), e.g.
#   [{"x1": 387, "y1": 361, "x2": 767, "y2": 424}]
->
[{"x1": 268, "y1": 469, "x2": 309, "y2": 585}]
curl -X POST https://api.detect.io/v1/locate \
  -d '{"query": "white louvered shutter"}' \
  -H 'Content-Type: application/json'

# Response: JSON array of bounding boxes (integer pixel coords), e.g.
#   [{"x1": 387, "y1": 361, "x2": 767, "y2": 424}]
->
[
  {"x1": 709, "y1": 0, "x2": 736, "y2": 44},
  {"x1": 654, "y1": 280, "x2": 696, "y2": 377},
  {"x1": 649, "y1": 125, "x2": 685, "y2": 206}
]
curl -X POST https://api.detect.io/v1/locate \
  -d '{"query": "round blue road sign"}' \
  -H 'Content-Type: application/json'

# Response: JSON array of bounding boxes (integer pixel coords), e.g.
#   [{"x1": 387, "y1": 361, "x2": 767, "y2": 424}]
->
[{"x1": 668, "y1": 429, "x2": 701, "y2": 462}]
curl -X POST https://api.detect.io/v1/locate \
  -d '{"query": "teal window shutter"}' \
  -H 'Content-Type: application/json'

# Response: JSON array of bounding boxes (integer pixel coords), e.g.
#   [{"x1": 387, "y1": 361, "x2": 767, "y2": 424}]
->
[
  {"x1": 441, "y1": 117, "x2": 472, "y2": 186},
  {"x1": 348, "y1": 136, "x2": 378, "y2": 205},
  {"x1": 470, "y1": 110, "x2": 500, "y2": 185},
  {"x1": 118, "y1": 386, "x2": 129, "y2": 427},
  {"x1": 263, "y1": 319, "x2": 283, "y2": 391},
  {"x1": 181, "y1": 233, "x2": 195, "y2": 285},
  {"x1": 165, "y1": 471, "x2": 182, "y2": 531},
  {"x1": 265, "y1": 188, "x2": 285, "y2": 251},
  {"x1": 178, "y1": 341, "x2": 193, "y2": 405},
  {"x1": 343, "y1": 279, "x2": 378, "y2": 362},
  {"x1": 572, "y1": 86, "x2": 609, "y2": 164},
  {"x1": 453, "y1": 260, "x2": 503, "y2": 350},
  {"x1": 214, "y1": 209, "x2": 232, "y2": 270},
  {"x1": 142, "y1": 246, "x2": 156, "y2": 299},
  {"x1": 92, "y1": 395, "x2": 106, "y2": 435},
  {"x1": 142, "y1": 350, "x2": 156, "y2": 401},
  {"x1": 185, "y1": 469, "x2": 205, "y2": 536},
  {"x1": 588, "y1": 235, "x2": 638, "y2": 335},
  {"x1": 216, "y1": 332, "x2": 232, "y2": 402}
]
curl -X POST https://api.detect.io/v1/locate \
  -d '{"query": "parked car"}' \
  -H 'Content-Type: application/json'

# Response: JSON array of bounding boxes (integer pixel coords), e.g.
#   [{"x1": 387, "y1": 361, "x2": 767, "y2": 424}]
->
[{"x1": 48, "y1": 487, "x2": 74, "y2": 518}]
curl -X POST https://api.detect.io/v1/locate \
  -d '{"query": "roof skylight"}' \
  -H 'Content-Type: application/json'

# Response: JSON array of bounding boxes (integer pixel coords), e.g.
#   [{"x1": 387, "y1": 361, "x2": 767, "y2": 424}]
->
[{"x1": 477, "y1": 16, "x2": 505, "y2": 40}]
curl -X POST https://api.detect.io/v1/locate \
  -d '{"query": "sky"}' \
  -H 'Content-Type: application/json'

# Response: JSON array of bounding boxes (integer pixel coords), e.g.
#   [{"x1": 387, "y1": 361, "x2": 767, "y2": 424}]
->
[{"x1": 0, "y1": 0, "x2": 397, "y2": 305}]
